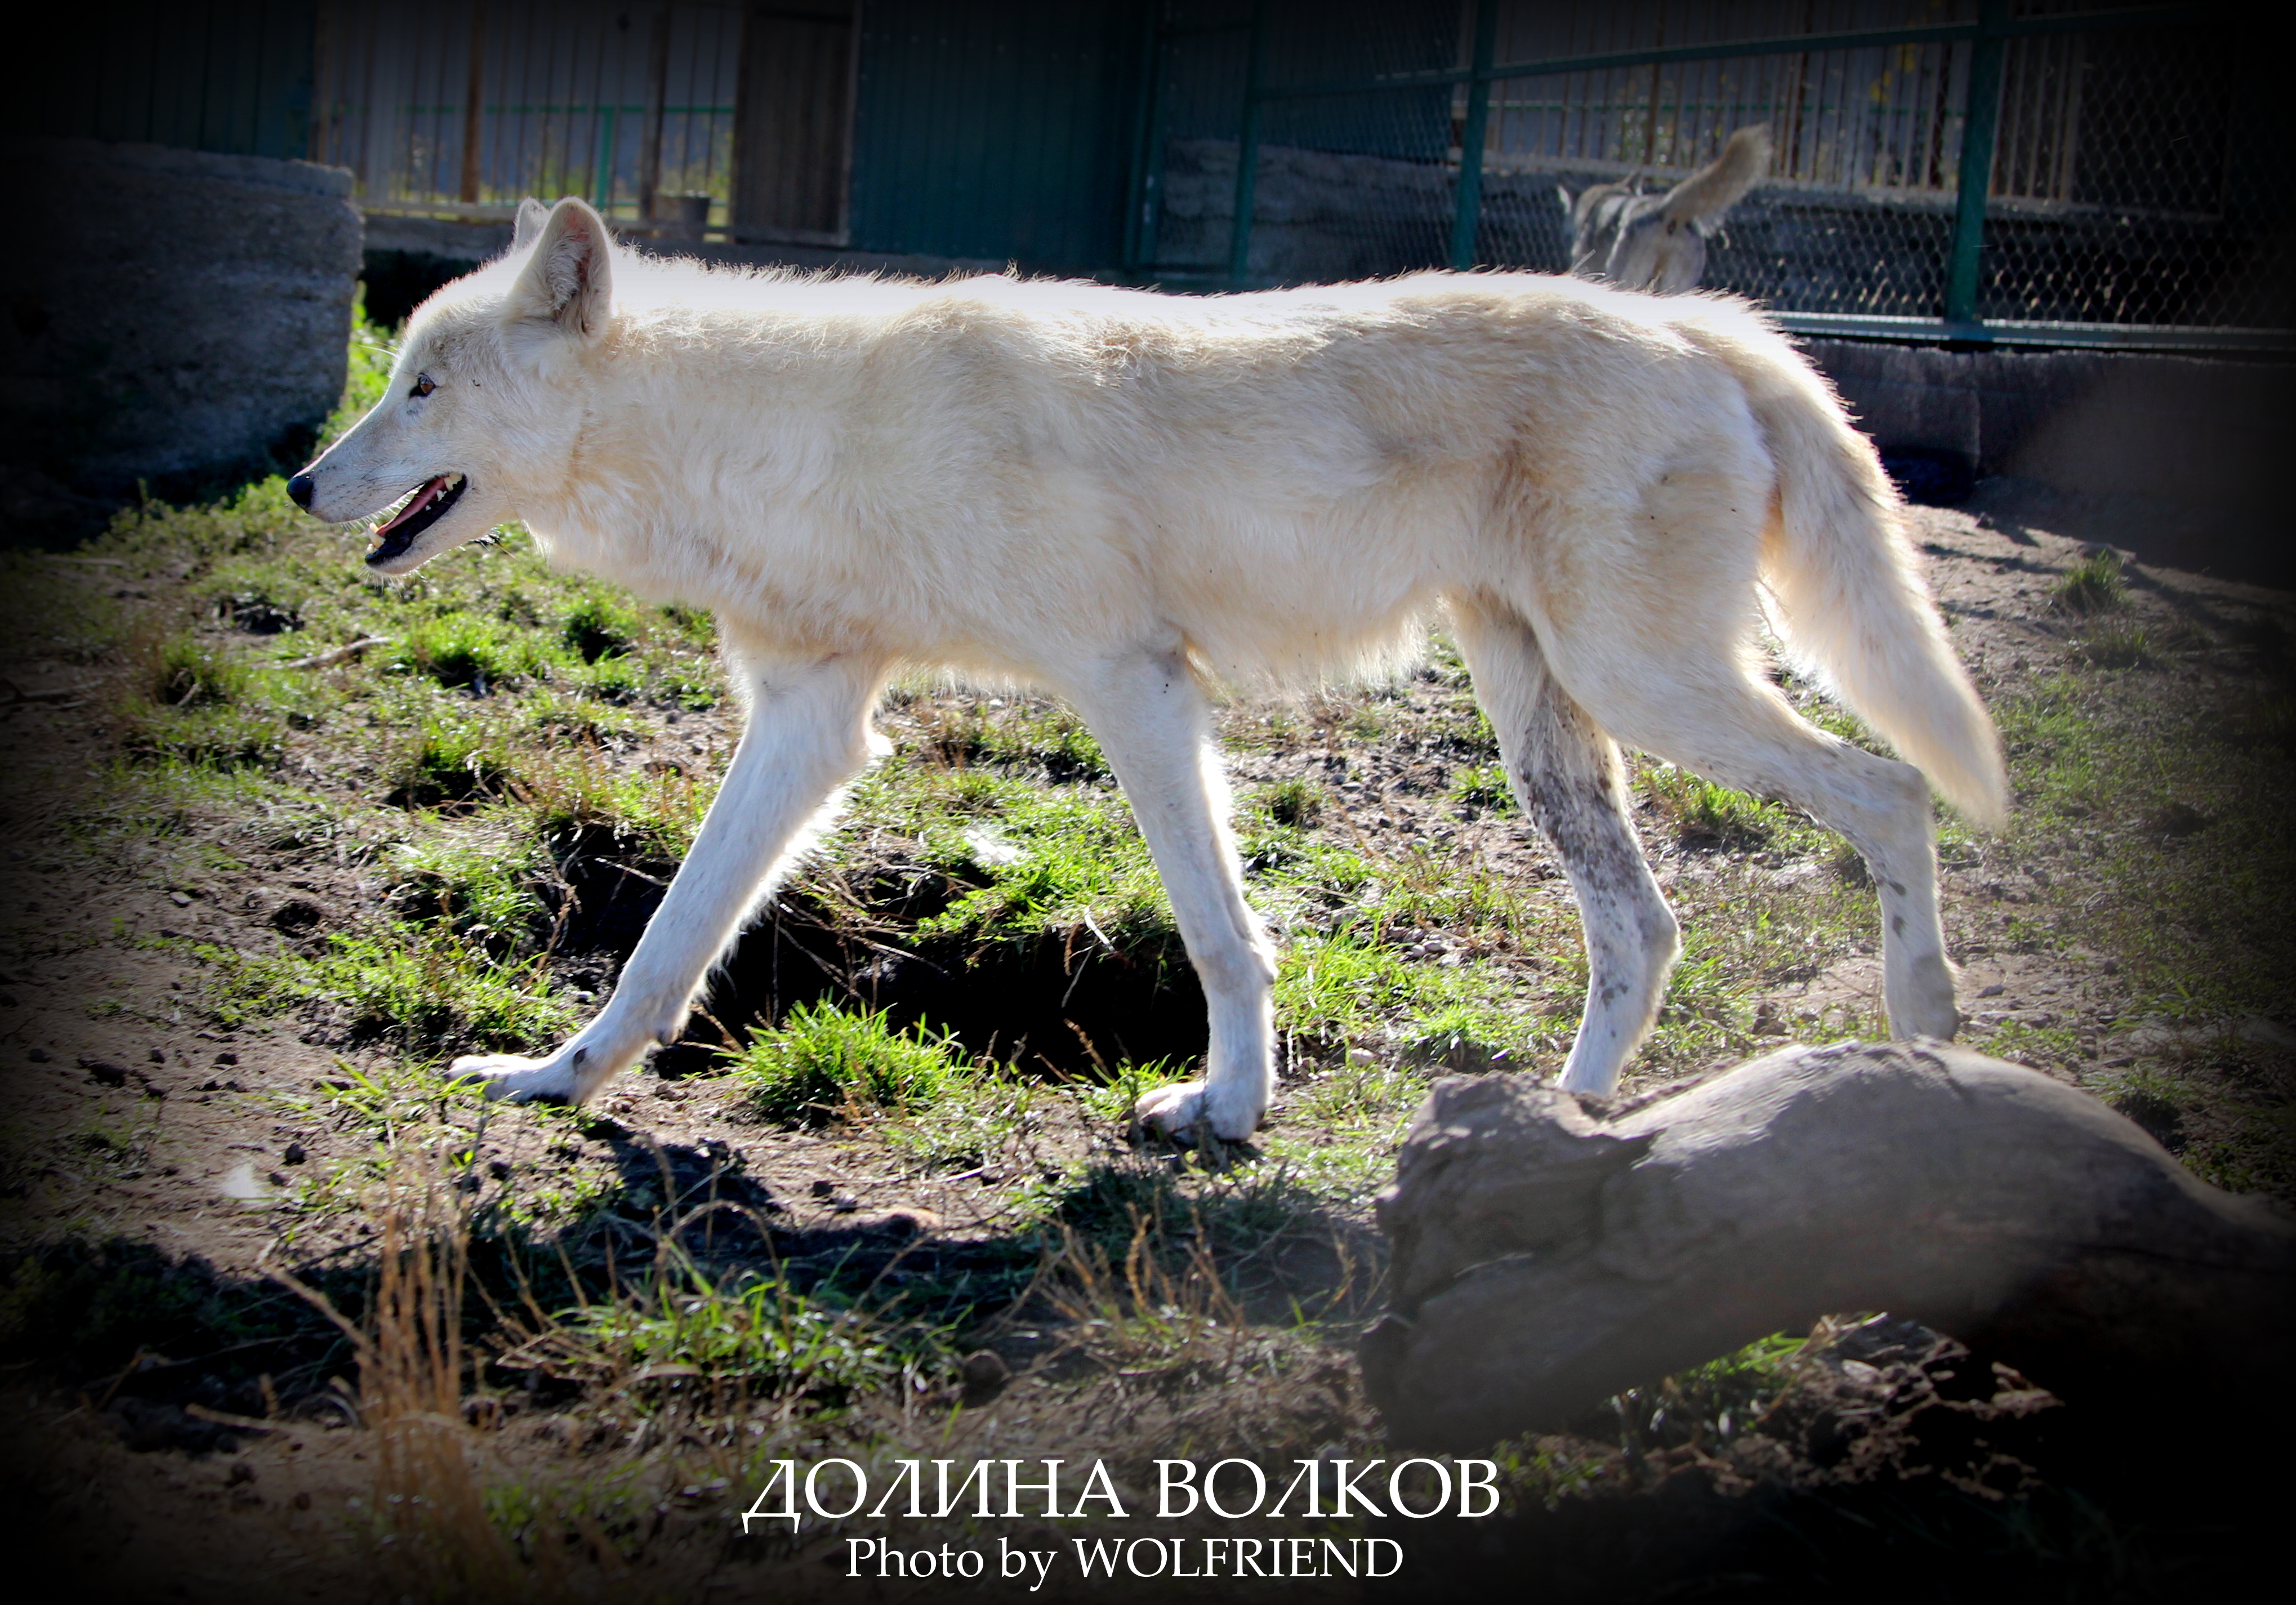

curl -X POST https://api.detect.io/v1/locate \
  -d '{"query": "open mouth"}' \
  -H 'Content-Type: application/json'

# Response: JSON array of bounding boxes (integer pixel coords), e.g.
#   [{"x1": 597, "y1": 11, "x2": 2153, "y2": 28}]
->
[{"x1": 366, "y1": 474, "x2": 469, "y2": 565}]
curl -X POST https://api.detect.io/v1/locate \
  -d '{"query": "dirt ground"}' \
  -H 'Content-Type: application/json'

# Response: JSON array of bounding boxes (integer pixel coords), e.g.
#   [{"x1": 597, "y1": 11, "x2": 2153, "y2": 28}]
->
[{"x1": 3, "y1": 485, "x2": 2293, "y2": 1602}]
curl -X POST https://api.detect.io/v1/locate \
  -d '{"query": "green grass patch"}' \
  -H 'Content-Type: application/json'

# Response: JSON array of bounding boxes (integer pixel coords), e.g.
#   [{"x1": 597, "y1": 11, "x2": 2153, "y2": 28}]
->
[
  {"x1": 1447, "y1": 761, "x2": 1515, "y2": 812},
  {"x1": 1640, "y1": 763, "x2": 1791, "y2": 850},
  {"x1": 2049, "y1": 548, "x2": 2128, "y2": 614},
  {"x1": 389, "y1": 610, "x2": 563, "y2": 690},
  {"x1": 208, "y1": 922, "x2": 573, "y2": 1052},
  {"x1": 2070, "y1": 621, "x2": 2155, "y2": 670},
  {"x1": 725, "y1": 1001, "x2": 966, "y2": 1123}
]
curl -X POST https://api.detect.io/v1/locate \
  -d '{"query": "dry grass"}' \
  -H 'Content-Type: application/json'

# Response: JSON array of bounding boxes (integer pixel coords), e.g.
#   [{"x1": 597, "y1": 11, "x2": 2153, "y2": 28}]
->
[{"x1": 282, "y1": 1142, "x2": 524, "y2": 1598}]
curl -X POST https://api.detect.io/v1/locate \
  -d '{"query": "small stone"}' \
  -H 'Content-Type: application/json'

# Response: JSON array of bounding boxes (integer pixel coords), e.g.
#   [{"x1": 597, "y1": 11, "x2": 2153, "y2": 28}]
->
[
  {"x1": 215, "y1": 1051, "x2": 238, "y2": 1065},
  {"x1": 82, "y1": 1058, "x2": 127, "y2": 1086},
  {"x1": 148, "y1": 1047, "x2": 166, "y2": 1063},
  {"x1": 26, "y1": 1047, "x2": 48, "y2": 1063},
  {"x1": 960, "y1": 1349, "x2": 1011, "y2": 1396},
  {"x1": 283, "y1": 1142, "x2": 307, "y2": 1165},
  {"x1": 292, "y1": 1491, "x2": 312, "y2": 1510},
  {"x1": 809, "y1": 1178, "x2": 835, "y2": 1198},
  {"x1": 829, "y1": 1194, "x2": 859, "y2": 1213},
  {"x1": 227, "y1": 1460, "x2": 257, "y2": 1485}
]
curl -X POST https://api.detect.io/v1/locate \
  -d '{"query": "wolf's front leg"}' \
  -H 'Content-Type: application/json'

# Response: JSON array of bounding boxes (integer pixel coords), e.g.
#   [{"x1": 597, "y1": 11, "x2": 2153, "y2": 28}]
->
[
  {"x1": 1067, "y1": 646, "x2": 1277, "y2": 1141},
  {"x1": 450, "y1": 652, "x2": 886, "y2": 1104}
]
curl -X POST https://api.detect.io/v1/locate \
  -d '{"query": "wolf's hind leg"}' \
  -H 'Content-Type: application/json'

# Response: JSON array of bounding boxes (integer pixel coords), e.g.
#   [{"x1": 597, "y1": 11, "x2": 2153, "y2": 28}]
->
[
  {"x1": 449, "y1": 651, "x2": 885, "y2": 1104},
  {"x1": 1451, "y1": 596, "x2": 1679, "y2": 1098},
  {"x1": 1577, "y1": 667, "x2": 1957, "y2": 1044},
  {"x1": 1067, "y1": 645, "x2": 1276, "y2": 1140}
]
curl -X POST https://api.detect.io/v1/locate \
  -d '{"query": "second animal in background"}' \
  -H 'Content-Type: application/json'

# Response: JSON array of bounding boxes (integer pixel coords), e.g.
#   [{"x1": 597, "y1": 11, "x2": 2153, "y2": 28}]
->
[{"x1": 1562, "y1": 125, "x2": 1773, "y2": 293}]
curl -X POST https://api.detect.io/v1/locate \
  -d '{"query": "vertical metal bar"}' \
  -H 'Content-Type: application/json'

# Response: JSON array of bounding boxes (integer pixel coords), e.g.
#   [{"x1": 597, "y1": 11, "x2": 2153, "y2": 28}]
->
[
  {"x1": 1946, "y1": 0, "x2": 2008, "y2": 327},
  {"x1": 596, "y1": 105, "x2": 617, "y2": 210},
  {"x1": 1122, "y1": 1, "x2": 1163, "y2": 271},
  {"x1": 1450, "y1": 0, "x2": 1497, "y2": 271},
  {"x1": 1227, "y1": 0, "x2": 1268, "y2": 288}
]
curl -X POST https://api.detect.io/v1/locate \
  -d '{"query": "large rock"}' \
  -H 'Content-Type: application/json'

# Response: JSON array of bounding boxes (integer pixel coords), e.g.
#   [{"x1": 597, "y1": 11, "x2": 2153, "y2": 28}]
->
[{"x1": 1, "y1": 137, "x2": 362, "y2": 536}]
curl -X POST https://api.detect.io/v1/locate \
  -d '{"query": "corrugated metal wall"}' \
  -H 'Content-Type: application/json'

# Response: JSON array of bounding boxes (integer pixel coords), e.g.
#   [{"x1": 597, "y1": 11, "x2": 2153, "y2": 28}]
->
[
  {"x1": 735, "y1": 1, "x2": 858, "y2": 240},
  {"x1": 849, "y1": 0, "x2": 1148, "y2": 270},
  {"x1": 7, "y1": 1, "x2": 317, "y2": 159},
  {"x1": 310, "y1": 1, "x2": 746, "y2": 227}
]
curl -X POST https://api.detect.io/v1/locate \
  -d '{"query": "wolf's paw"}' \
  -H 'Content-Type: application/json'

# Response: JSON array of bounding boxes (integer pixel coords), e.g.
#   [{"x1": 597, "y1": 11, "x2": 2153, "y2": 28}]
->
[
  {"x1": 1129, "y1": 1080, "x2": 1260, "y2": 1143},
  {"x1": 447, "y1": 1052, "x2": 582, "y2": 1104}
]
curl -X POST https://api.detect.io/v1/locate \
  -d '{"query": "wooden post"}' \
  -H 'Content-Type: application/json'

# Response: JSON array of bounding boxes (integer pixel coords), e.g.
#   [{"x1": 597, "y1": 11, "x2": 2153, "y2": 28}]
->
[
  {"x1": 639, "y1": 1, "x2": 671, "y2": 225},
  {"x1": 458, "y1": 3, "x2": 485, "y2": 205}
]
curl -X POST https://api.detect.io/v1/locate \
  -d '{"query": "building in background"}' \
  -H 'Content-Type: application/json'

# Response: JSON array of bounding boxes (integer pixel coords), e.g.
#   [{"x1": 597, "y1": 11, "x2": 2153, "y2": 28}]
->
[{"x1": 15, "y1": 2, "x2": 2286, "y2": 341}]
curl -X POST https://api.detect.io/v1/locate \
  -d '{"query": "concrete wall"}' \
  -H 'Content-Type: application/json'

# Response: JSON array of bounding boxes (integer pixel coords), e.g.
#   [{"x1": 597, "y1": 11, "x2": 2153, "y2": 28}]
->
[
  {"x1": 1, "y1": 137, "x2": 360, "y2": 539},
  {"x1": 1806, "y1": 339, "x2": 2296, "y2": 586}
]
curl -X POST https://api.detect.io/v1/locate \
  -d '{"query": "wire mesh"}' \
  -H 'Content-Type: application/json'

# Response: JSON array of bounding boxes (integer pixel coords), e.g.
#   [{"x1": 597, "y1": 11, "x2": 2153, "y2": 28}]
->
[
  {"x1": 1139, "y1": 0, "x2": 2291, "y2": 340},
  {"x1": 1974, "y1": 20, "x2": 2296, "y2": 328}
]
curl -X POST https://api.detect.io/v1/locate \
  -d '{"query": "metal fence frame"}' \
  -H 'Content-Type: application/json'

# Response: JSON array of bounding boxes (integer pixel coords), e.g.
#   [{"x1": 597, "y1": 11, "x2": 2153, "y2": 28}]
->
[{"x1": 1129, "y1": 1, "x2": 2285, "y2": 351}]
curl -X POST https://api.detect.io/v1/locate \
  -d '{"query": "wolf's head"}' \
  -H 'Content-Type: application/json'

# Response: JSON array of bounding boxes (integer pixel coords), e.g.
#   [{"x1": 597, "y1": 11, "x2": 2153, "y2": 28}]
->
[{"x1": 288, "y1": 197, "x2": 616, "y2": 575}]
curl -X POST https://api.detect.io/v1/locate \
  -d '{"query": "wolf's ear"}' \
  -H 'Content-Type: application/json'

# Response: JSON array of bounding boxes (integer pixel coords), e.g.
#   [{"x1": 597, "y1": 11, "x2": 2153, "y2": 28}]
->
[
  {"x1": 504, "y1": 198, "x2": 614, "y2": 356},
  {"x1": 511, "y1": 197, "x2": 550, "y2": 253}
]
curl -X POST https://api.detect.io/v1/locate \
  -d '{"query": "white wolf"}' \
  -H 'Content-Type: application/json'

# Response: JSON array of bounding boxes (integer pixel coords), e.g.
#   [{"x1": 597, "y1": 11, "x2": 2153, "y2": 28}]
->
[{"x1": 289, "y1": 197, "x2": 2003, "y2": 1140}]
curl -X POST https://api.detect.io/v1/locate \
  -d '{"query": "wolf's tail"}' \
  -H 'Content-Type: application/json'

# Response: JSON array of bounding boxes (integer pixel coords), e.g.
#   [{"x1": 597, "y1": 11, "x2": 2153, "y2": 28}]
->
[
  {"x1": 1735, "y1": 337, "x2": 2008, "y2": 829},
  {"x1": 1661, "y1": 126, "x2": 1772, "y2": 233}
]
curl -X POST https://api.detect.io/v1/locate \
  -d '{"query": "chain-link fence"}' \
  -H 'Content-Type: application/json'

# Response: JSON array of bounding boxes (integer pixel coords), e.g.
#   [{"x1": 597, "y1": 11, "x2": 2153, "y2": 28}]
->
[{"x1": 1130, "y1": 0, "x2": 2294, "y2": 349}]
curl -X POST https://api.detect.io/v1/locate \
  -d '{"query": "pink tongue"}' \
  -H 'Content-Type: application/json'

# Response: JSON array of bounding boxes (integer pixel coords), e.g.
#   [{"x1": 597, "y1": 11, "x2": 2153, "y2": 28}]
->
[{"x1": 379, "y1": 476, "x2": 448, "y2": 535}]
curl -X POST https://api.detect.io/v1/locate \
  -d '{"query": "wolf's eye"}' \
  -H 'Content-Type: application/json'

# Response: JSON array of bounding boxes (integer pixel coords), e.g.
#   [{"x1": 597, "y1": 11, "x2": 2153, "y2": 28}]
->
[{"x1": 411, "y1": 375, "x2": 436, "y2": 398}]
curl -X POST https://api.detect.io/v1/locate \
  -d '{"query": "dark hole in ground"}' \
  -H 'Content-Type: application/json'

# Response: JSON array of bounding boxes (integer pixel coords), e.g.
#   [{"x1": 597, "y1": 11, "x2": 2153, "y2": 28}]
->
[
  {"x1": 542, "y1": 826, "x2": 1210, "y2": 1081},
  {"x1": 2108, "y1": 1089, "x2": 2187, "y2": 1151}
]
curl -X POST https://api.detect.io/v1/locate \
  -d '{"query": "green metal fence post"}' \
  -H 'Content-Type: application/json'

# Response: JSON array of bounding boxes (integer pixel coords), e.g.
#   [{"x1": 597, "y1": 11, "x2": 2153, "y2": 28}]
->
[
  {"x1": 1450, "y1": 0, "x2": 1499, "y2": 271},
  {"x1": 1124, "y1": 2, "x2": 1165, "y2": 273},
  {"x1": 1945, "y1": 0, "x2": 2009, "y2": 328},
  {"x1": 1228, "y1": 0, "x2": 1269, "y2": 288}
]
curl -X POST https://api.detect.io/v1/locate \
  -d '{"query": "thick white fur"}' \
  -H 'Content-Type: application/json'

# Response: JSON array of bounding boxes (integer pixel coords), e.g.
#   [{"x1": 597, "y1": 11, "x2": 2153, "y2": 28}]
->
[{"x1": 295, "y1": 199, "x2": 2004, "y2": 1135}]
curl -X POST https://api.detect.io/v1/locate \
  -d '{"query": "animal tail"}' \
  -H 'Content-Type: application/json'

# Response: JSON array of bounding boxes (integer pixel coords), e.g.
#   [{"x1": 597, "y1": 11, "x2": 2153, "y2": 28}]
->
[
  {"x1": 1737, "y1": 340, "x2": 2008, "y2": 830},
  {"x1": 1661, "y1": 126, "x2": 1772, "y2": 233}
]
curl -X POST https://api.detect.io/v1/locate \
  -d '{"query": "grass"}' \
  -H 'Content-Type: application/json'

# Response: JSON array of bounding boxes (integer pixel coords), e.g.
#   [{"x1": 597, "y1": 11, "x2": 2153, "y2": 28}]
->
[
  {"x1": 2069, "y1": 621, "x2": 2155, "y2": 668},
  {"x1": 208, "y1": 923, "x2": 576, "y2": 1052},
  {"x1": 2050, "y1": 548, "x2": 2128, "y2": 613},
  {"x1": 1640, "y1": 763, "x2": 1793, "y2": 850},
  {"x1": 724, "y1": 1001, "x2": 968, "y2": 1123}
]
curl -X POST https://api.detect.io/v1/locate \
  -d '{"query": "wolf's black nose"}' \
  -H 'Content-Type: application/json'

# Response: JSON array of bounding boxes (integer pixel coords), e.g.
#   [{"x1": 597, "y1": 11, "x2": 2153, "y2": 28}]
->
[{"x1": 286, "y1": 473, "x2": 314, "y2": 510}]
